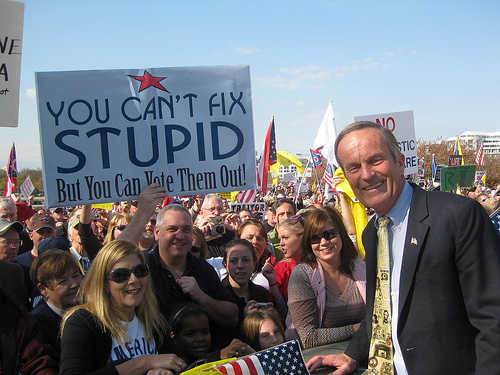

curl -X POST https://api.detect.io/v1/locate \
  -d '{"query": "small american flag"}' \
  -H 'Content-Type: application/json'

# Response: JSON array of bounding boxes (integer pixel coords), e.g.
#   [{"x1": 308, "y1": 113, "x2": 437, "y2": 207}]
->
[
  {"x1": 490, "y1": 207, "x2": 500, "y2": 235},
  {"x1": 237, "y1": 189, "x2": 257, "y2": 203},
  {"x1": 215, "y1": 340, "x2": 309, "y2": 375},
  {"x1": 475, "y1": 142, "x2": 485, "y2": 169},
  {"x1": 322, "y1": 163, "x2": 336, "y2": 190}
]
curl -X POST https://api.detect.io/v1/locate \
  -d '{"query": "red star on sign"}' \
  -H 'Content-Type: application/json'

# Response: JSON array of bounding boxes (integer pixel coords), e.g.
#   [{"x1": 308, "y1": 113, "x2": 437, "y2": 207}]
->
[{"x1": 128, "y1": 71, "x2": 169, "y2": 92}]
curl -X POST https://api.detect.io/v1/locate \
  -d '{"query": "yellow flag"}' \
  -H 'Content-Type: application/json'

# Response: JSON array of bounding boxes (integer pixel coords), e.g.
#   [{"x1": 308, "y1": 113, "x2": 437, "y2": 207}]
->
[
  {"x1": 92, "y1": 203, "x2": 114, "y2": 211},
  {"x1": 334, "y1": 167, "x2": 368, "y2": 258},
  {"x1": 180, "y1": 357, "x2": 235, "y2": 375}
]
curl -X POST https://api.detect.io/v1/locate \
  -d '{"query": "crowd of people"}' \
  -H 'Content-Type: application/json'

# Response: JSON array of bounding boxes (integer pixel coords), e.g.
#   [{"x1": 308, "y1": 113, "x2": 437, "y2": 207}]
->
[{"x1": 0, "y1": 121, "x2": 499, "y2": 375}]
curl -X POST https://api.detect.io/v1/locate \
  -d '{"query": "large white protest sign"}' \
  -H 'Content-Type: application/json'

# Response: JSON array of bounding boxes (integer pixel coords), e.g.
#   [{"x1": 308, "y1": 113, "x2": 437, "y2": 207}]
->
[
  {"x1": 36, "y1": 66, "x2": 256, "y2": 207},
  {"x1": 0, "y1": 0, "x2": 24, "y2": 127},
  {"x1": 354, "y1": 110, "x2": 417, "y2": 175}
]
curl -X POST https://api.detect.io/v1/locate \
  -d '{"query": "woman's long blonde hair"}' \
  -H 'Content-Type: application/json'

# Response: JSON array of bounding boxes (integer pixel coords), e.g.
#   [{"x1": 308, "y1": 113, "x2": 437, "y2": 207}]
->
[
  {"x1": 61, "y1": 240, "x2": 167, "y2": 345},
  {"x1": 103, "y1": 213, "x2": 132, "y2": 246}
]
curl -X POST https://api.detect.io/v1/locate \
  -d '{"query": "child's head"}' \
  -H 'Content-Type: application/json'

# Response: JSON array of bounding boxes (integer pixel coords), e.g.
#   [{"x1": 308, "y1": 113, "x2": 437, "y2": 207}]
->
[
  {"x1": 169, "y1": 304, "x2": 212, "y2": 360},
  {"x1": 241, "y1": 307, "x2": 285, "y2": 350},
  {"x1": 223, "y1": 239, "x2": 257, "y2": 287}
]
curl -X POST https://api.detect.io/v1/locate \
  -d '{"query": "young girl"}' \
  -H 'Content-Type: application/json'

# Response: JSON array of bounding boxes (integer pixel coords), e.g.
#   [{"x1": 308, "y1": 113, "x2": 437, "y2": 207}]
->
[
  {"x1": 169, "y1": 304, "x2": 254, "y2": 368},
  {"x1": 241, "y1": 307, "x2": 285, "y2": 351},
  {"x1": 274, "y1": 215, "x2": 305, "y2": 301}
]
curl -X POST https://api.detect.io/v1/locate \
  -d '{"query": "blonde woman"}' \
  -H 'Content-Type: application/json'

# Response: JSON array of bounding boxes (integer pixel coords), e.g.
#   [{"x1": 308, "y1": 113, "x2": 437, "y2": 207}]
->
[
  {"x1": 60, "y1": 240, "x2": 186, "y2": 375},
  {"x1": 103, "y1": 213, "x2": 132, "y2": 246}
]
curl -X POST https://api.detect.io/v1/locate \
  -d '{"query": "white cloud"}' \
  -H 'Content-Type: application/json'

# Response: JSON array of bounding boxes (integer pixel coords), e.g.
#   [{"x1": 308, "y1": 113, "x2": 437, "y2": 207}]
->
[
  {"x1": 257, "y1": 49, "x2": 415, "y2": 90},
  {"x1": 25, "y1": 88, "x2": 36, "y2": 99},
  {"x1": 235, "y1": 47, "x2": 259, "y2": 55}
]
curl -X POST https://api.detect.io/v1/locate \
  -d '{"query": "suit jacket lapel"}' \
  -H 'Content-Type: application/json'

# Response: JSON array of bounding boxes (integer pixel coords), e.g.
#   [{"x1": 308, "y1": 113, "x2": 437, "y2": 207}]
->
[{"x1": 398, "y1": 184, "x2": 430, "y2": 320}]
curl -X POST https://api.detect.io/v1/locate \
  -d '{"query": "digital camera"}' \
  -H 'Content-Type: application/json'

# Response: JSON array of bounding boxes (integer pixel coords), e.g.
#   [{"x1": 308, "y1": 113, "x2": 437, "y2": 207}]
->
[{"x1": 210, "y1": 216, "x2": 226, "y2": 236}]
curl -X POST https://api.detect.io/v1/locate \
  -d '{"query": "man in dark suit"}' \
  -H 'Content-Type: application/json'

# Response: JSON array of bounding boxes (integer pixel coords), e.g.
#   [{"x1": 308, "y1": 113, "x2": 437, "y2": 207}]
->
[{"x1": 307, "y1": 122, "x2": 500, "y2": 374}]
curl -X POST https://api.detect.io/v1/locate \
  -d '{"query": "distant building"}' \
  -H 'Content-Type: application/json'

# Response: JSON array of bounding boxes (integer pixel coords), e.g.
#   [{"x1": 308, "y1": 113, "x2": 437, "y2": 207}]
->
[{"x1": 448, "y1": 131, "x2": 500, "y2": 156}]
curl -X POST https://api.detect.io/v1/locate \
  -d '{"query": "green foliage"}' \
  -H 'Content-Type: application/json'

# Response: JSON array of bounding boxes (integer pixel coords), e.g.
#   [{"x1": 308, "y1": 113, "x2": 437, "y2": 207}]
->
[{"x1": 0, "y1": 168, "x2": 44, "y2": 196}]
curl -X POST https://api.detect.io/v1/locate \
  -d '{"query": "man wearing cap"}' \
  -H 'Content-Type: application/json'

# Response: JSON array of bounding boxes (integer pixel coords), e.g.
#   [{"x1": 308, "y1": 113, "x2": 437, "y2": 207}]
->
[
  {"x1": 16, "y1": 212, "x2": 56, "y2": 270},
  {"x1": 0, "y1": 219, "x2": 23, "y2": 263},
  {"x1": 0, "y1": 197, "x2": 33, "y2": 253},
  {"x1": 67, "y1": 205, "x2": 101, "y2": 274},
  {"x1": 0, "y1": 219, "x2": 29, "y2": 307}
]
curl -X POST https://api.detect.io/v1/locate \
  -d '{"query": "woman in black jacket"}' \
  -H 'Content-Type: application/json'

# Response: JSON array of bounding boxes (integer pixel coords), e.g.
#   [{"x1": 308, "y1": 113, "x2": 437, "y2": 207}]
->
[{"x1": 60, "y1": 240, "x2": 186, "y2": 375}]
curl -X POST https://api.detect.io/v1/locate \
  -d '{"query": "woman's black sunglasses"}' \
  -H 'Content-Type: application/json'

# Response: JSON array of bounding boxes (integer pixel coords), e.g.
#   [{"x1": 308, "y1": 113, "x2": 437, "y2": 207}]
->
[
  {"x1": 116, "y1": 224, "x2": 127, "y2": 231},
  {"x1": 310, "y1": 229, "x2": 338, "y2": 244},
  {"x1": 108, "y1": 264, "x2": 149, "y2": 283}
]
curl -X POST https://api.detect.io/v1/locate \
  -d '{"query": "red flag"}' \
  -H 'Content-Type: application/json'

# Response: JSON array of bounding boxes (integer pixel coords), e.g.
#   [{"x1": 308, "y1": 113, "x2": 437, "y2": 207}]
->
[
  {"x1": 258, "y1": 118, "x2": 277, "y2": 195},
  {"x1": 475, "y1": 142, "x2": 485, "y2": 169},
  {"x1": 3, "y1": 143, "x2": 18, "y2": 198}
]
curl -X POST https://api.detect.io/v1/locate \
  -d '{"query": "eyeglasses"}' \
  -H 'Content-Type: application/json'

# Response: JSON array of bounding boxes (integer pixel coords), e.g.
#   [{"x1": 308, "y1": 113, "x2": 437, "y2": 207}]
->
[
  {"x1": 202, "y1": 206, "x2": 224, "y2": 214},
  {"x1": 0, "y1": 238, "x2": 21, "y2": 246},
  {"x1": 116, "y1": 224, "x2": 127, "y2": 231},
  {"x1": 108, "y1": 264, "x2": 149, "y2": 283},
  {"x1": 310, "y1": 229, "x2": 338, "y2": 244}
]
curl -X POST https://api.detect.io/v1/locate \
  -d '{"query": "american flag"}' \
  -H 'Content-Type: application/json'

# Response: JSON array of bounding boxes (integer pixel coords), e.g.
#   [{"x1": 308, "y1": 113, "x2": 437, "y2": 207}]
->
[
  {"x1": 3, "y1": 143, "x2": 18, "y2": 198},
  {"x1": 322, "y1": 163, "x2": 336, "y2": 190},
  {"x1": 215, "y1": 340, "x2": 309, "y2": 375},
  {"x1": 490, "y1": 207, "x2": 500, "y2": 235},
  {"x1": 475, "y1": 142, "x2": 485, "y2": 169},
  {"x1": 236, "y1": 189, "x2": 257, "y2": 203}
]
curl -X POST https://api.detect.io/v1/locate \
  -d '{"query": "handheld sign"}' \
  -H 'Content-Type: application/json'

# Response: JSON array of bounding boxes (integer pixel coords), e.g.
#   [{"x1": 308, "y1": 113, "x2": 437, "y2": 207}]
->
[
  {"x1": 354, "y1": 110, "x2": 417, "y2": 175},
  {"x1": 0, "y1": 0, "x2": 24, "y2": 127},
  {"x1": 440, "y1": 165, "x2": 476, "y2": 191},
  {"x1": 36, "y1": 65, "x2": 256, "y2": 207}
]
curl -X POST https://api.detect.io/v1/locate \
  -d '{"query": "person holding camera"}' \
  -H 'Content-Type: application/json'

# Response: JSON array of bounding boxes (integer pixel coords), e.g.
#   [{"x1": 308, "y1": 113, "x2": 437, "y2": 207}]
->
[{"x1": 194, "y1": 194, "x2": 240, "y2": 258}]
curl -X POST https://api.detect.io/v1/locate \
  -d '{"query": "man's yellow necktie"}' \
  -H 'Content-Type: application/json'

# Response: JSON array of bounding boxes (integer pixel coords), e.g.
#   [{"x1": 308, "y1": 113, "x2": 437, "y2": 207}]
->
[{"x1": 368, "y1": 216, "x2": 394, "y2": 374}]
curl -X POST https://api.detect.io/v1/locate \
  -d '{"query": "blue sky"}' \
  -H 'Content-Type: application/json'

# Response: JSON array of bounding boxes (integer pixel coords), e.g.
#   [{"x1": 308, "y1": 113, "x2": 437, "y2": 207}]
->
[{"x1": 3, "y1": 0, "x2": 500, "y2": 168}]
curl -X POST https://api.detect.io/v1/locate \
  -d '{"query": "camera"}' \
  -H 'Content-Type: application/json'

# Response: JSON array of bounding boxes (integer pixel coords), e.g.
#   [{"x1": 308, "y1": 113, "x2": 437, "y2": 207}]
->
[{"x1": 210, "y1": 216, "x2": 226, "y2": 236}]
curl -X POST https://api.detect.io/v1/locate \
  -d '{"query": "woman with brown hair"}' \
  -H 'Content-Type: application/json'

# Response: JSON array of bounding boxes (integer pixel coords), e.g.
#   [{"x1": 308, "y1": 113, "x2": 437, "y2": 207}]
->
[
  {"x1": 60, "y1": 240, "x2": 186, "y2": 375},
  {"x1": 287, "y1": 207, "x2": 366, "y2": 349}
]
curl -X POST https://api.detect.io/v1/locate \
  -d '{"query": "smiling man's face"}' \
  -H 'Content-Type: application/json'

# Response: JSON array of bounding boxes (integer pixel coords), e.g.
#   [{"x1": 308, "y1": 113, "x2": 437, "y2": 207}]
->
[{"x1": 337, "y1": 127, "x2": 405, "y2": 216}]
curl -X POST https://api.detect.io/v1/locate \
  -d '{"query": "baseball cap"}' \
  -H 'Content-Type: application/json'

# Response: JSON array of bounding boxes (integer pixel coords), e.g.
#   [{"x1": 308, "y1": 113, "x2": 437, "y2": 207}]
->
[
  {"x1": 68, "y1": 214, "x2": 80, "y2": 230},
  {"x1": 28, "y1": 212, "x2": 56, "y2": 232},
  {"x1": 0, "y1": 219, "x2": 23, "y2": 236},
  {"x1": 38, "y1": 236, "x2": 71, "y2": 253}
]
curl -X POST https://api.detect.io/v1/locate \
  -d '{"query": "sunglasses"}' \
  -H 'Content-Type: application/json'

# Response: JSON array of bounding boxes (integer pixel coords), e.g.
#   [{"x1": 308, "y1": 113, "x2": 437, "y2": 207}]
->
[
  {"x1": 289, "y1": 214, "x2": 304, "y2": 226},
  {"x1": 108, "y1": 264, "x2": 149, "y2": 283},
  {"x1": 116, "y1": 224, "x2": 127, "y2": 231},
  {"x1": 310, "y1": 229, "x2": 338, "y2": 244}
]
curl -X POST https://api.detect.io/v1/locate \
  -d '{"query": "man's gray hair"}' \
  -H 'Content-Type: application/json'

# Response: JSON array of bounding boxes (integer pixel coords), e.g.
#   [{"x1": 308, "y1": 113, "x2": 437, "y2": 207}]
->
[
  {"x1": 201, "y1": 194, "x2": 223, "y2": 209},
  {"x1": 334, "y1": 121, "x2": 401, "y2": 169},
  {"x1": 0, "y1": 198, "x2": 16, "y2": 211},
  {"x1": 156, "y1": 204, "x2": 192, "y2": 227}
]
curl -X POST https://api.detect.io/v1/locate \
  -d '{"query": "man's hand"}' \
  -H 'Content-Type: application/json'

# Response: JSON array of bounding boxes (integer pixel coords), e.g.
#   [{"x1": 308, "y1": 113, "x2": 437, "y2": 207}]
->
[
  {"x1": 177, "y1": 276, "x2": 203, "y2": 300},
  {"x1": 138, "y1": 184, "x2": 166, "y2": 214},
  {"x1": 306, "y1": 353, "x2": 357, "y2": 374},
  {"x1": 223, "y1": 213, "x2": 240, "y2": 232}
]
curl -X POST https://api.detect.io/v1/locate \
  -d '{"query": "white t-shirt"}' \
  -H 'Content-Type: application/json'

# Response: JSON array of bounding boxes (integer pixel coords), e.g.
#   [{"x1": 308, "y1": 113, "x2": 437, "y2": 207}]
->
[{"x1": 110, "y1": 315, "x2": 157, "y2": 361}]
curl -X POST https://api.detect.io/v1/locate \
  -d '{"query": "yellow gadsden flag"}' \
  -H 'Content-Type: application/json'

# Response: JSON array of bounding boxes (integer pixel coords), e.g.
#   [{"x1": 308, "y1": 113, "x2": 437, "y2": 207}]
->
[{"x1": 334, "y1": 167, "x2": 368, "y2": 258}]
